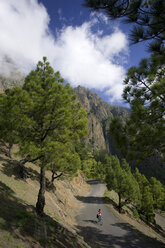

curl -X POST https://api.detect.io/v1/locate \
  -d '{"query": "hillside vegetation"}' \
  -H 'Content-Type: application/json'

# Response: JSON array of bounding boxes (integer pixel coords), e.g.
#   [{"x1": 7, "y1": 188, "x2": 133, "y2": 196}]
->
[
  {"x1": 82, "y1": 153, "x2": 165, "y2": 225},
  {"x1": 0, "y1": 56, "x2": 164, "y2": 247},
  {"x1": 75, "y1": 86, "x2": 165, "y2": 185},
  {"x1": 0, "y1": 144, "x2": 90, "y2": 248}
]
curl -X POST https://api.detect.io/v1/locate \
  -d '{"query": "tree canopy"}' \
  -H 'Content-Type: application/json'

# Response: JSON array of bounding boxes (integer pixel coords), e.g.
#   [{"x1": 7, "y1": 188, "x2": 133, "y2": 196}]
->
[
  {"x1": 110, "y1": 52, "x2": 165, "y2": 160},
  {"x1": 105, "y1": 156, "x2": 141, "y2": 212},
  {"x1": 123, "y1": 53, "x2": 165, "y2": 159},
  {"x1": 84, "y1": 0, "x2": 165, "y2": 53},
  {"x1": 0, "y1": 57, "x2": 88, "y2": 215},
  {"x1": 84, "y1": 0, "x2": 165, "y2": 161}
]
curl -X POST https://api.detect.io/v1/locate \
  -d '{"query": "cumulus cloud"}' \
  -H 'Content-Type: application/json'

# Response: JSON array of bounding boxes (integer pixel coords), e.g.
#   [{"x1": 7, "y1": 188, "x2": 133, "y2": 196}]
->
[
  {"x1": 0, "y1": 0, "x2": 129, "y2": 103},
  {"x1": 0, "y1": 0, "x2": 55, "y2": 73}
]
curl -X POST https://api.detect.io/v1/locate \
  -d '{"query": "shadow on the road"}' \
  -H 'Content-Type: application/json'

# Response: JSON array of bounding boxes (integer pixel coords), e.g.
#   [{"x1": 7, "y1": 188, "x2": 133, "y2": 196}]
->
[
  {"x1": 86, "y1": 180, "x2": 105, "y2": 185},
  {"x1": 148, "y1": 222, "x2": 165, "y2": 239},
  {"x1": 83, "y1": 219, "x2": 98, "y2": 224},
  {"x1": 103, "y1": 196, "x2": 119, "y2": 212},
  {"x1": 76, "y1": 222, "x2": 165, "y2": 248},
  {"x1": 76, "y1": 196, "x2": 103, "y2": 204},
  {"x1": 76, "y1": 195, "x2": 119, "y2": 212}
]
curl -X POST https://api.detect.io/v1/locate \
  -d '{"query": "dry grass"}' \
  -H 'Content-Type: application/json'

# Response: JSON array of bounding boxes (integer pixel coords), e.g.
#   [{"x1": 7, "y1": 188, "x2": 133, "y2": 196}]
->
[{"x1": 0, "y1": 144, "x2": 90, "y2": 248}]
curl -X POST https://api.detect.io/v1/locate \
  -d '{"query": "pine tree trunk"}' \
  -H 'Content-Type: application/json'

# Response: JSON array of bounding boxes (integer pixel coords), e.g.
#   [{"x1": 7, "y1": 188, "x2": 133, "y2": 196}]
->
[
  {"x1": 36, "y1": 166, "x2": 46, "y2": 216},
  {"x1": 46, "y1": 171, "x2": 62, "y2": 189},
  {"x1": 18, "y1": 161, "x2": 29, "y2": 180},
  {"x1": 118, "y1": 193, "x2": 122, "y2": 213},
  {"x1": 51, "y1": 170, "x2": 55, "y2": 184},
  {"x1": 46, "y1": 170, "x2": 55, "y2": 189},
  {"x1": 8, "y1": 143, "x2": 13, "y2": 158},
  {"x1": 81, "y1": 162, "x2": 84, "y2": 171}
]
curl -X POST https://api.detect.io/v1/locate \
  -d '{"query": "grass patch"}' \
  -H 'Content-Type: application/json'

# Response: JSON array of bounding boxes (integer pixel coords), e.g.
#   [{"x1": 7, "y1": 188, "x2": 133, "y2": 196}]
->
[
  {"x1": 3, "y1": 234, "x2": 13, "y2": 243},
  {"x1": 0, "y1": 150, "x2": 89, "y2": 248},
  {"x1": 103, "y1": 189, "x2": 118, "y2": 210},
  {"x1": 53, "y1": 215, "x2": 61, "y2": 222},
  {"x1": 103, "y1": 189, "x2": 112, "y2": 203}
]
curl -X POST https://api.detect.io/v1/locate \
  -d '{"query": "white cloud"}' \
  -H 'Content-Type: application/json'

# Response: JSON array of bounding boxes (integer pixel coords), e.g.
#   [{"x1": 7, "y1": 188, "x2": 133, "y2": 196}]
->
[
  {"x1": 0, "y1": 0, "x2": 129, "y2": 103},
  {"x1": 0, "y1": 0, "x2": 55, "y2": 73},
  {"x1": 90, "y1": 12, "x2": 109, "y2": 25}
]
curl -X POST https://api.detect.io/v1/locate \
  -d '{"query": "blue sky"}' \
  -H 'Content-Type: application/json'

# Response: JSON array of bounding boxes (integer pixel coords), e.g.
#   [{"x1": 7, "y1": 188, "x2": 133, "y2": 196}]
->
[{"x1": 0, "y1": 0, "x2": 149, "y2": 106}]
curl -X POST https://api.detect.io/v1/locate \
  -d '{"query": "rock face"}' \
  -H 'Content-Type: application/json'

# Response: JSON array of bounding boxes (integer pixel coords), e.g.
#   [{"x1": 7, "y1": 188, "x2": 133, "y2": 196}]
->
[
  {"x1": 0, "y1": 57, "x2": 24, "y2": 92},
  {"x1": 74, "y1": 86, "x2": 129, "y2": 154}
]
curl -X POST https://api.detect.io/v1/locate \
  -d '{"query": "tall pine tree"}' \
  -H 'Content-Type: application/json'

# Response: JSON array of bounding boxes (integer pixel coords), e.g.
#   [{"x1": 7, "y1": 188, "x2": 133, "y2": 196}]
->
[{"x1": 2, "y1": 57, "x2": 88, "y2": 215}]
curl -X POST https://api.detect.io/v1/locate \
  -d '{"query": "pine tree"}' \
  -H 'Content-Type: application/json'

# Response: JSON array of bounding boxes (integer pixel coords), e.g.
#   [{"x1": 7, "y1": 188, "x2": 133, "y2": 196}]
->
[
  {"x1": 121, "y1": 158, "x2": 131, "y2": 172},
  {"x1": 134, "y1": 168, "x2": 150, "y2": 194},
  {"x1": 2, "y1": 57, "x2": 88, "y2": 215},
  {"x1": 134, "y1": 168, "x2": 155, "y2": 222},
  {"x1": 110, "y1": 117, "x2": 128, "y2": 158},
  {"x1": 84, "y1": 0, "x2": 165, "y2": 53},
  {"x1": 82, "y1": 158, "x2": 97, "y2": 179},
  {"x1": 84, "y1": 0, "x2": 165, "y2": 161},
  {"x1": 110, "y1": 52, "x2": 165, "y2": 161},
  {"x1": 122, "y1": 54, "x2": 165, "y2": 160},
  {"x1": 0, "y1": 87, "x2": 30, "y2": 158},
  {"x1": 150, "y1": 177, "x2": 165, "y2": 210},
  {"x1": 141, "y1": 186, "x2": 155, "y2": 223},
  {"x1": 106, "y1": 156, "x2": 140, "y2": 213}
]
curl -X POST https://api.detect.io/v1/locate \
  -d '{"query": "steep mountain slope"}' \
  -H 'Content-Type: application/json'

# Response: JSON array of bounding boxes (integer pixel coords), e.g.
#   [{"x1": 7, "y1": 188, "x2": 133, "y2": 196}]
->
[
  {"x1": 74, "y1": 86, "x2": 129, "y2": 154},
  {"x1": 1, "y1": 74, "x2": 164, "y2": 184},
  {"x1": 74, "y1": 86, "x2": 165, "y2": 184},
  {"x1": 0, "y1": 145, "x2": 90, "y2": 248}
]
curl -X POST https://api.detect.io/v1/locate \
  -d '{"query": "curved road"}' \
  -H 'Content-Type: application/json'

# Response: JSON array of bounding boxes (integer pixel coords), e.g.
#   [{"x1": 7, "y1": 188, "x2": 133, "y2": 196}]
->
[{"x1": 76, "y1": 181, "x2": 165, "y2": 248}]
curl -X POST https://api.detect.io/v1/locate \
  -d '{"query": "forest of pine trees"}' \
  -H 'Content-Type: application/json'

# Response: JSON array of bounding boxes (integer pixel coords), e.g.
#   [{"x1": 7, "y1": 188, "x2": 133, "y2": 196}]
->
[
  {"x1": 82, "y1": 152, "x2": 165, "y2": 223},
  {"x1": 0, "y1": 57, "x2": 164, "y2": 223},
  {"x1": 0, "y1": 0, "x2": 165, "y2": 224}
]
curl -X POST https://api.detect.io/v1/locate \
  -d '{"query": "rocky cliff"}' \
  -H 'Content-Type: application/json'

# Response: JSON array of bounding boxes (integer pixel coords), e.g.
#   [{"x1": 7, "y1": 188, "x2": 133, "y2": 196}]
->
[
  {"x1": 74, "y1": 86, "x2": 129, "y2": 154},
  {"x1": 75, "y1": 86, "x2": 165, "y2": 184}
]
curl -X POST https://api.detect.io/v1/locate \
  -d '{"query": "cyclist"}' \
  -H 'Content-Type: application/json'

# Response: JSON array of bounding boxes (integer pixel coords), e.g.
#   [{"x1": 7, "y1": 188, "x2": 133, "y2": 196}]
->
[{"x1": 97, "y1": 209, "x2": 103, "y2": 225}]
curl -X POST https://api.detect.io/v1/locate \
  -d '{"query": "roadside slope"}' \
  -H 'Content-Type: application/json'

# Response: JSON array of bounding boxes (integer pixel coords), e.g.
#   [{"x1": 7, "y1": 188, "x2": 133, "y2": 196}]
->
[
  {"x1": 0, "y1": 148, "x2": 90, "y2": 248},
  {"x1": 76, "y1": 181, "x2": 165, "y2": 248}
]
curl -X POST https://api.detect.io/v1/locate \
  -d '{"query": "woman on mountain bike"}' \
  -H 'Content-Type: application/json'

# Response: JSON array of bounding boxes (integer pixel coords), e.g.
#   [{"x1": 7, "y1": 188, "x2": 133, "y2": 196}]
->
[{"x1": 97, "y1": 209, "x2": 103, "y2": 225}]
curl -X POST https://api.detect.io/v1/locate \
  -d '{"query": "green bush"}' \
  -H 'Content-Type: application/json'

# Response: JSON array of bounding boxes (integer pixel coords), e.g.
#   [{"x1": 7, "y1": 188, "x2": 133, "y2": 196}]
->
[{"x1": 132, "y1": 208, "x2": 139, "y2": 219}]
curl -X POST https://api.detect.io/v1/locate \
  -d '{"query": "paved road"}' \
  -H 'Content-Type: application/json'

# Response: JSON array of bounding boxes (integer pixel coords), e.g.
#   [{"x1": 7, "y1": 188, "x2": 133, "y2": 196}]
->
[{"x1": 76, "y1": 180, "x2": 165, "y2": 248}]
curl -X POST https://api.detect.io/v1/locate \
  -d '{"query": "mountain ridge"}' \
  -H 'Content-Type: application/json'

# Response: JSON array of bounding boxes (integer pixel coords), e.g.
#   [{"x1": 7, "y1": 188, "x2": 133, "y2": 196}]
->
[{"x1": 74, "y1": 85, "x2": 129, "y2": 154}]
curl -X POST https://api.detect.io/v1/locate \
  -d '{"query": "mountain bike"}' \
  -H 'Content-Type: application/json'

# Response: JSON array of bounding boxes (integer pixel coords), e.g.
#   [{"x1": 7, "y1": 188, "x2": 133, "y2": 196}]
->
[{"x1": 98, "y1": 215, "x2": 103, "y2": 225}]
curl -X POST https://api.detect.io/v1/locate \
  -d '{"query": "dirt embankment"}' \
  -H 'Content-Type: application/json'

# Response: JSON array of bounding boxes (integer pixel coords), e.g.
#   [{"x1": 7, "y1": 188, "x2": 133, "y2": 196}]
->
[
  {"x1": 0, "y1": 145, "x2": 91, "y2": 248},
  {"x1": 105, "y1": 190, "x2": 165, "y2": 244},
  {"x1": 44, "y1": 169, "x2": 90, "y2": 229}
]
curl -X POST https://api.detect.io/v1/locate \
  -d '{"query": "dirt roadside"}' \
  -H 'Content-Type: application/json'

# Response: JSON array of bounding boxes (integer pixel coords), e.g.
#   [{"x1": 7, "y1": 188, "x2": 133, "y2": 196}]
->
[
  {"x1": 76, "y1": 181, "x2": 165, "y2": 248},
  {"x1": 104, "y1": 190, "x2": 165, "y2": 245},
  {"x1": 0, "y1": 146, "x2": 91, "y2": 248}
]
